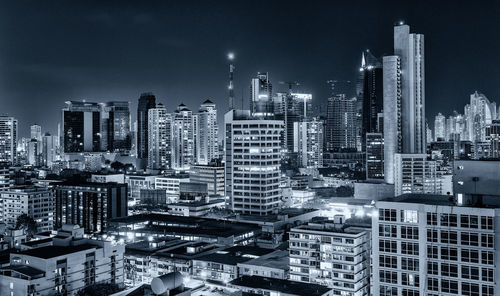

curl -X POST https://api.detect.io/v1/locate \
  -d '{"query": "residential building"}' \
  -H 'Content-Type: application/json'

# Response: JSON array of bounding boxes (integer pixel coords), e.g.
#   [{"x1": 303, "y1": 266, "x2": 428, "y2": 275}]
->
[
  {"x1": 326, "y1": 95, "x2": 357, "y2": 151},
  {"x1": 172, "y1": 104, "x2": 197, "y2": 170},
  {"x1": 190, "y1": 160, "x2": 225, "y2": 196},
  {"x1": 0, "y1": 116, "x2": 17, "y2": 164},
  {"x1": 197, "y1": 100, "x2": 218, "y2": 165},
  {"x1": 293, "y1": 118, "x2": 324, "y2": 168},
  {"x1": 147, "y1": 103, "x2": 172, "y2": 170},
  {"x1": 137, "y1": 92, "x2": 156, "y2": 159},
  {"x1": 434, "y1": 113, "x2": 446, "y2": 141}
]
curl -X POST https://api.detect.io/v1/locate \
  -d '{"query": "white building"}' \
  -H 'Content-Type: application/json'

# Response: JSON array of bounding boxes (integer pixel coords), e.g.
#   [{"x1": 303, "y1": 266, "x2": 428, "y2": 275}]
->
[
  {"x1": 465, "y1": 91, "x2": 497, "y2": 142},
  {"x1": 293, "y1": 118, "x2": 323, "y2": 168},
  {"x1": 289, "y1": 218, "x2": 371, "y2": 295},
  {"x1": 373, "y1": 194, "x2": 499, "y2": 296},
  {"x1": 394, "y1": 154, "x2": 441, "y2": 196},
  {"x1": 148, "y1": 103, "x2": 172, "y2": 170},
  {"x1": 155, "y1": 174, "x2": 190, "y2": 199},
  {"x1": 0, "y1": 186, "x2": 54, "y2": 232},
  {"x1": 434, "y1": 113, "x2": 446, "y2": 141},
  {"x1": 0, "y1": 116, "x2": 17, "y2": 164},
  {"x1": 190, "y1": 160, "x2": 225, "y2": 196},
  {"x1": 197, "y1": 100, "x2": 218, "y2": 165},
  {"x1": 172, "y1": 104, "x2": 197, "y2": 170},
  {"x1": 224, "y1": 110, "x2": 283, "y2": 215}
]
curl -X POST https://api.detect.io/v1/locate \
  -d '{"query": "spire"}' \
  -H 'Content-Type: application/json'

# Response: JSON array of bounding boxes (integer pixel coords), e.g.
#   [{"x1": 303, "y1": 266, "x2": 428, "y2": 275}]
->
[{"x1": 361, "y1": 51, "x2": 366, "y2": 68}]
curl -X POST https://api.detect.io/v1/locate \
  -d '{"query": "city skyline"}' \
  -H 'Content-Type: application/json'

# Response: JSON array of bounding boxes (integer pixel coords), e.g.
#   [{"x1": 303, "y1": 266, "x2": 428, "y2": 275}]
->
[{"x1": 1, "y1": 1, "x2": 500, "y2": 137}]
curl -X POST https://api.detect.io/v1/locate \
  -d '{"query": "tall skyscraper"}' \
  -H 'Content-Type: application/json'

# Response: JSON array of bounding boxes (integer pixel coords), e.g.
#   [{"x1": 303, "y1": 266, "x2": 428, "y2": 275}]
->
[
  {"x1": 225, "y1": 110, "x2": 283, "y2": 215},
  {"x1": 434, "y1": 112, "x2": 446, "y2": 141},
  {"x1": 172, "y1": 104, "x2": 197, "y2": 170},
  {"x1": 103, "y1": 101, "x2": 131, "y2": 152},
  {"x1": 464, "y1": 91, "x2": 496, "y2": 143},
  {"x1": 293, "y1": 118, "x2": 323, "y2": 168},
  {"x1": 137, "y1": 93, "x2": 156, "y2": 159},
  {"x1": 197, "y1": 100, "x2": 219, "y2": 165},
  {"x1": 325, "y1": 94, "x2": 357, "y2": 151},
  {"x1": 42, "y1": 132, "x2": 58, "y2": 167},
  {"x1": 148, "y1": 103, "x2": 172, "y2": 170},
  {"x1": 250, "y1": 72, "x2": 273, "y2": 118},
  {"x1": 30, "y1": 124, "x2": 42, "y2": 141},
  {"x1": 62, "y1": 101, "x2": 101, "y2": 153},
  {"x1": 0, "y1": 116, "x2": 18, "y2": 164},
  {"x1": 384, "y1": 24, "x2": 425, "y2": 184},
  {"x1": 359, "y1": 50, "x2": 384, "y2": 151}
]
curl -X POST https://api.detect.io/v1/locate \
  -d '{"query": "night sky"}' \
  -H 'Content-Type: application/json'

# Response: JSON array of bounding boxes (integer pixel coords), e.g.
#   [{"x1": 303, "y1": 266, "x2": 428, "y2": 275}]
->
[{"x1": 1, "y1": 0, "x2": 499, "y2": 137}]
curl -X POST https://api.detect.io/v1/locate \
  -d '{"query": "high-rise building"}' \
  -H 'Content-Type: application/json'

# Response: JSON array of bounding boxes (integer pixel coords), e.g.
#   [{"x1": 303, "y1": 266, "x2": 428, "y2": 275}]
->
[
  {"x1": 464, "y1": 91, "x2": 497, "y2": 143},
  {"x1": 102, "y1": 101, "x2": 131, "y2": 152},
  {"x1": 359, "y1": 50, "x2": 384, "y2": 151},
  {"x1": 289, "y1": 218, "x2": 371, "y2": 295},
  {"x1": 62, "y1": 101, "x2": 101, "y2": 153},
  {"x1": 54, "y1": 182, "x2": 128, "y2": 233},
  {"x1": 486, "y1": 120, "x2": 500, "y2": 158},
  {"x1": 384, "y1": 23, "x2": 425, "y2": 183},
  {"x1": 41, "y1": 132, "x2": 58, "y2": 167},
  {"x1": 250, "y1": 72, "x2": 273, "y2": 118},
  {"x1": 434, "y1": 112, "x2": 446, "y2": 141},
  {"x1": 197, "y1": 100, "x2": 219, "y2": 165},
  {"x1": 0, "y1": 163, "x2": 12, "y2": 191},
  {"x1": 172, "y1": 104, "x2": 197, "y2": 170},
  {"x1": 373, "y1": 194, "x2": 498, "y2": 296},
  {"x1": 0, "y1": 186, "x2": 54, "y2": 232},
  {"x1": 366, "y1": 133, "x2": 384, "y2": 180},
  {"x1": 27, "y1": 139, "x2": 40, "y2": 166},
  {"x1": 0, "y1": 116, "x2": 17, "y2": 164},
  {"x1": 293, "y1": 118, "x2": 323, "y2": 168},
  {"x1": 225, "y1": 110, "x2": 283, "y2": 215},
  {"x1": 147, "y1": 103, "x2": 172, "y2": 170},
  {"x1": 137, "y1": 93, "x2": 156, "y2": 159},
  {"x1": 326, "y1": 94, "x2": 357, "y2": 151},
  {"x1": 30, "y1": 124, "x2": 42, "y2": 141}
]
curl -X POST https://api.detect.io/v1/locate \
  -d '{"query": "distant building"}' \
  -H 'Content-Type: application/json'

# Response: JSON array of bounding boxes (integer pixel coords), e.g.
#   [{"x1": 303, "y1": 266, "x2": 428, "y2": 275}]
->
[
  {"x1": 190, "y1": 160, "x2": 225, "y2": 196},
  {"x1": 326, "y1": 95, "x2": 357, "y2": 151},
  {"x1": 366, "y1": 133, "x2": 384, "y2": 180},
  {"x1": 30, "y1": 124, "x2": 42, "y2": 141},
  {"x1": 394, "y1": 154, "x2": 441, "y2": 196},
  {"x1": 197, "y1": 100, "x2": 219, "y2": 165},
  {"x1": 250, "y1": 72, "x2": 273, "y2": 118},
  {"x1": 137, "y1": 93, "x2": 156, "y2": 159},
  {"x1": 294, "y1": 118, "x2": 323, "y2": 168},
  {"x1": 0, "y1": 116, "x2": 17, "y2": 164},
  {"x1": 148, "y1": 103, "x2": 172, "y2": 170},
  {"x1": 172, "y1": 104, "x2": 197, "y2": 170},
  {"x1": 102, "y1": 101, "x2": 131, "y2": 152},
  {"x1": 62, "y1": 101, "x2": 101, "y2": 153},
  {"x1": 434, "y1": 112, "x2": 446, "y2": 141},
  {"x1": 464, "y1": 91, "x2": 496, "y2": 142},
  {"x1": 41, "y1": 133, "x2": 59, "y2": 167}
]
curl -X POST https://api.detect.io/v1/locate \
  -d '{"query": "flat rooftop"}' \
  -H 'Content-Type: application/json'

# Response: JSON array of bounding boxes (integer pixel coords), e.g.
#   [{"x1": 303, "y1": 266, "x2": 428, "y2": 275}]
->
[
  {"x1": 194, "y1": 246, "x2": 274, "y2": 265},
  {"x1": 18, "y1": 244, "x2": 98, "y2": 259},
  {"x1": 238, "y1": 250, "x2": 289, "y2": 270},
  {"x1": 0, "y1": 265, "x2": 45, "y2": 278},
  {"x1": 230, "y1": 276, "x2": 331, "y2": 296}
]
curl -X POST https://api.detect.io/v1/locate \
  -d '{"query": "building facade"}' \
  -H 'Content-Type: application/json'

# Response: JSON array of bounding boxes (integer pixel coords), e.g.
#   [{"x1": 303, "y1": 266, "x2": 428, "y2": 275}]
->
[
  {"x1": 137, "y1": 93, "x2": 156, "y2": 159},
  {"x1": 147, "y1": 103, "x2": 172, "y2": 170},
  {"x1": 197, "y1": 100, "x2": 219, "y2": 165},
  {"x1": 0, "y1": 116, "x2": 17, "y2": 164}
]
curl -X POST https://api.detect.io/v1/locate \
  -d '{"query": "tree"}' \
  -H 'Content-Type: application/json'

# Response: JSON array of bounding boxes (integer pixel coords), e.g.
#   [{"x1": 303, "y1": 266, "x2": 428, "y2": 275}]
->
[
  {"x1": 15, "y1": 214, "x2": 38, "y2": 238},
  {"x1": 76, "y1": 283, "x2": 121, "y2": 296}
]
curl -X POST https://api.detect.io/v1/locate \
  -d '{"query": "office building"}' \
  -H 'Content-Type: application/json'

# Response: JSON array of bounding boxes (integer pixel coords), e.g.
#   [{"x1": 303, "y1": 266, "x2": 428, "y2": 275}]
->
[
  {"x1": 373, "y1": 194, "x2": 499, "y2": 296},
  {"x1": 434, "y1": 112, "x2": 446, "y2": 141},
  {"x1": 197, "y1": 100, "x2": 219, "y2": 165},
  {"x1": 394, "y1": 154, "x2": 441, "y2": 196},
  {"x1": 0, "y1": 116, "x2": 17, "y2": 164},
  {"x1": 0, "y1": 225, "x2": 125, "y2": 296},
  {"x1": 486, "y1": 120, "x2": 500, "y2": 158},
  {"x1": 326, "y1": 95, "x2": 357, "y2": 151},
  {"x1": 384, "y1": 24, "x2": 426, "y2": 184},
  {"x1": 102, "y1": 101, "x2": 131, "y2": 152},
  {"x1": 41, "y1": 133, "x2": 59, "y2": 167},
  {"x1": 137, "y1": 92, "x2": 156, "y2": 159},
  {"x1": 147, "y1": 103, "x2": 172, "y2": 170},
  {"x1": 250, "y1": 72, "x2": 273, "y2": 118},
  {"x1": 30, "y1": 124, "x2": 42, "y2": 141},
  {"x1": 225, "y1": 110, "x2": 283, "y2": 215},
  {"x1": 27, "y1": 139, "x2": 40, "y2": 166},
  {"x1": 293, "y1": 118, "x2": 323, "y2": 168},
  {"x1": 0, "y1": 186, "x2": 54, "y2": 232},
  {"x1": 190, "y1": 160, "x2": 225, "y2": 196},
  {"x1": 62, "y1": 101, "x2": 101, "y2": 153},
  {"x1": 289, "y1": 218, "x2": 370, "y2": 295},
  {"x1": 125, "y1": 174, "x2": 157, "y2": 207},
  {"x1": 366, "y1": 132, "x2": 384, "y2": 181},
  {"x1": 54, "y1": 182, "x2": 128, "y2": 233},
  {"x1": 172, "y1": 104, "x2": 197, "y2": 170}
]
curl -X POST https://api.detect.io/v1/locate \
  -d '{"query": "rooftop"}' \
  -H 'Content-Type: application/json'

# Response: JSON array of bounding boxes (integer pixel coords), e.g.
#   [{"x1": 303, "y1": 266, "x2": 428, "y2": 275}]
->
[
  {"x1": 17, "y1": 244, "x2": 98, "y2": 259},
  {"x1": 194, "y1": 246, "x2": 274, "y2": 265},
  {"x1": 229, "y1": 276, "x2": 331, "y2": 296},
  {"x1": 238, "y1": 250, "x2": 289, "y2": 270},
  {"x1": 0, "y1": 265, "x2": 45, "y2": 279}
]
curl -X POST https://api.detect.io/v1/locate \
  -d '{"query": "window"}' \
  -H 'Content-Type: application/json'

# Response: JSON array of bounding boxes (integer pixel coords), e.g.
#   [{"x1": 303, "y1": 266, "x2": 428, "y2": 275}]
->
[
  {"x1": 481, "y1": 233, "x2": 494, "y2": 248},
  {"x1": 441, "y1": 230, "x2": 458, "y2": 244},
  {"x1": 441, "y1": 213, "x2": 457, "y2": 227},
  {"x1": 402, "y1": 289, "x2": 419, "y2": 296},
  {"x1": 379, "y1": 255, "x2": 397, "y2": 269},
  {"x1": 401, "y1": 242, "x2": 419, "y2": 255},
  {"x1": 441, "y1": 263, "x2": 458, "y2": 277},
  {"x1": 461, "y1": 249, "x2": 479, "y2": 263},
  {"x1": 427, "y1": 212, "x2": 437, "y2": 225},
  {"x1": 482, "y1": 268, "x2": 494, "y2": 282},
  {"x1": 461, "y1": 232, "x2": 479, "y2": 246},
  {"x1": 401, "y1": 273, "x2": 419, "y2": 287},
  {"x1": 460, "y1": 215, "x2": 479, "y2": 228},
  {"x1": 428, "y1": 262, "x2": 438, "y2": 275},
  {"x1": 402, "y1": 258, "x2": 419, "y2": 271},
  {"x1": 462, "y1": 265, "x2": 479, "y2": 280},
  {"x1": 428, "y1": 277, "x2": 439, "y2": 291},
  {"x1": 481, "y1": 216, "x2": 494, "y2": 230},
  {"x1": 481, "y1": 251, "x2": 494, "y2": 265},
  {"x1": 461, "y1": 283, "x2": 480, "y2": 296},
  {"x1": 427, "y1": 229, "x2": 438, "y2": 242},
  {"x1": 401, "y1": 226, "x2": 418, "y2": 239},
  {"x1": 379, "y1": 209, "x2": 397, "y2": 222},
  {"x1": 379, "y1": 270, "x2": 398, "y2": 284},
  {"x1": 427, "y1": 246, "x2": 438, "y2": 259},
  {"x1": 379, "y1": 224, "x2": 397, "y2": 238},
  {"x1": 379, "y1": 240, "x2": 397, "y2": 253},
  {"x1": 441, "y1": 247, "x2": 458, "y2": 261},
  {"x1": 380, "y1": 286, "x2": 397, "y2": 296},
  {"x1": 401, "y1": 210, "x2": 418, "y2": 223},
  {"x1": 442, "y1": 280, "x2": 458, "y2": 294},
  {"x1": 482, "y1": 285, "x2": 494, "y2": 296}
]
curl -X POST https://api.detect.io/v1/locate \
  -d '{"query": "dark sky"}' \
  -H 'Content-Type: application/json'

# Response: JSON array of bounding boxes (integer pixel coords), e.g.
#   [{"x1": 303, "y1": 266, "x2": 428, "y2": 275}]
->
[{"x1": 1, "y1": 0, "x2": 499, "y2": 137}]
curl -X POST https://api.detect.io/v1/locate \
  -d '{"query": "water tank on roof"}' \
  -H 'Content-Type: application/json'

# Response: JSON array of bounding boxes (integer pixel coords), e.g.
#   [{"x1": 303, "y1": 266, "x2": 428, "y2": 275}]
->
[{"x1": 151, "y1": 272, "x2": 184, "y2": 295}]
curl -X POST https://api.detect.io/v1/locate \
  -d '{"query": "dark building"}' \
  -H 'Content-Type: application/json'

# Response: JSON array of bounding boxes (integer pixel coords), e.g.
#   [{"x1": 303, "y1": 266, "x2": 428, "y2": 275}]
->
[
  {"x1": 103, "y1": 101, "x2": 131, "y2": 152},
  {"x1": 366, "y1": 133, "x2": 384, "y2": 180},
  {"x1": 54, "y1": 182, "x2": 128, "y2": 233},
  {"x1": 62, "y1": 101, "x2": 101, "y2": 153},
  {"x1": 358, "y1": 50, "x2": 383, "y2": 152},
  {"x1": 137, "y1": 93, "x2": 156, "y2": 159}
]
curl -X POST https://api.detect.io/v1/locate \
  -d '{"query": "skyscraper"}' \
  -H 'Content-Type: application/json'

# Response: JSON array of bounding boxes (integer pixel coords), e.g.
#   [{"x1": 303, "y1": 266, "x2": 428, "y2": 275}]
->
[
  {"x1": 172, "y1": 104, "x2": 197, "y2": 170},
  {"x1": 42, "y1": 132, "x2": 58, "y2": 167},
  {"x1": 30, "y1": 124, "x2": 42, "y2": 141},
  {"x1": 434, "y1": 112, "x2": 446, "y2": 141},
  {"x1": 62, "y1": 101, "x2": 101, "y2": 153},
  {"x1": 359, "y1": 50, "x2": 384, "y2": 151},
  {"x1": 137, "y1": 93, "x2": 156, "y2": 159},
  {"x1": 250, "y1": 72, "x2": 273, "y2": 118},
  {"x1": 104, "y1": 101, "x2": 131, "y2": 152},
  {"x1": 197, "y1": 100, "x2": 219, "y2": 165},
  {"x1": 225, "y1": 110, "x2": 283, "y2": 215},
  {"x1": 0, "y1": 116, "x2": 17, "y2": 164},
  {"x1": 464, "y1": 91, "x2": 496, "y2": 143},
  {"x1": 384, "y1": 24, "x2": 425, "y2": 184},
  {"x1": 293, "y1": 118, "x2": 323, "y2": 168},
  {"x1": 325, "y1": 94, "x2": 357, "y2": 151},
  {"x1": 148, "y1": 103, "x2": 172, "y2": 170}
]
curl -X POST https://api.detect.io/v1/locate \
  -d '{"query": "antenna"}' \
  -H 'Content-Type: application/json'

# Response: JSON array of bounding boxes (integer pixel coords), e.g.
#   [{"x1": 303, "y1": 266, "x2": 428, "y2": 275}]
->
[{"x1": 227, "y1": 52, "x2": 235, "y2": 110}]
